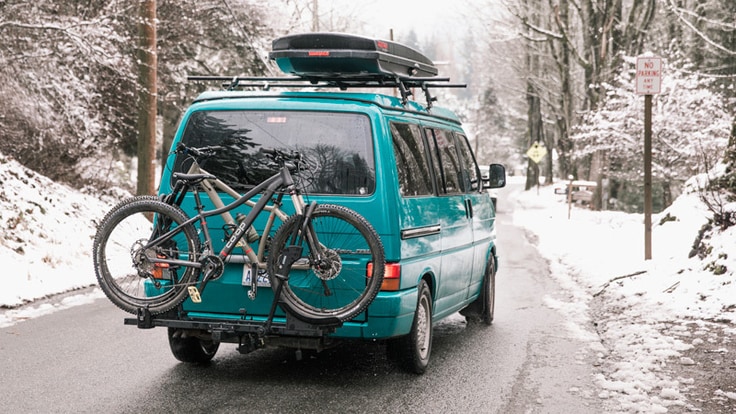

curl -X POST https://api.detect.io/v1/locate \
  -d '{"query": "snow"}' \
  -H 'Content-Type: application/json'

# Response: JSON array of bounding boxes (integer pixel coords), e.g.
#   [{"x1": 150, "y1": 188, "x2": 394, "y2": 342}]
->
[
  {"x1": 511, "y1": 175, "x2": 736, "y2": 412},
  {"x1": 0, "y1": 153, "x2": 119, "y2": 322},
  {"x1": 2, "y1": 152, "x2": 735, "y2": 412}
]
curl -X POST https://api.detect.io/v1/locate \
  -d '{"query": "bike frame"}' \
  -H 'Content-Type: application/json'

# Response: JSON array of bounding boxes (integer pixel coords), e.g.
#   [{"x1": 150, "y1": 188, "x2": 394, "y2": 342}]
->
[
  {"x1": 183, "y1": 160, "x2": 294, "y2": 268},
  {"x1": 145, "y1": 163, "x2": 308, "y2": 272}
]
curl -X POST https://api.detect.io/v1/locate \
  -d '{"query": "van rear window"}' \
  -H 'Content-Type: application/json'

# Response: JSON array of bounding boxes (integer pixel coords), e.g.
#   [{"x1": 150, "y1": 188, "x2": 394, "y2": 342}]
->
[{"x1": 173, "y1": 110, "x2": 375, "y2": 195}]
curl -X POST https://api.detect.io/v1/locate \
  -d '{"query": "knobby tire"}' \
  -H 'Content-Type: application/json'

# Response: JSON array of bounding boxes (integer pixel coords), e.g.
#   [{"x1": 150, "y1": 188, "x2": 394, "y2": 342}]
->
[{"x1": 93, "y1": 197, "x2": 200, "y2": 314}]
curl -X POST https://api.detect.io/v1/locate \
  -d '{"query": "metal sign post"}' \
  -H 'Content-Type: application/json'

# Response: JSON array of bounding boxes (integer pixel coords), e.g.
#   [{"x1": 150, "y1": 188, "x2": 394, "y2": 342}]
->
[
  {"x1": 643, "y1": 94, "x2": 653, "y2": 260},
  {"x1": 636, "y1": 55, "x2": 662, "y2": 260}
]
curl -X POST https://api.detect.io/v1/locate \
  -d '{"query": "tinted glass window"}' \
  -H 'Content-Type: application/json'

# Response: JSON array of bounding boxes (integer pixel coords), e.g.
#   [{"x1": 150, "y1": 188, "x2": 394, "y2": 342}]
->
[
  {"x1": 427, "y1": 128, "x2": 463, "y2": 195},
  {"x1": 173, "y1": 111, "x2": 375, "y2": 195},
  {"x1": 424, "y1": 130, "x2": 444, "y2": 194},
  {"x1": 390, "y1": 122, "x2": 434, "y2": 197},
  {"x1": 455, "y1": 133, "x2": 480, "y2": 192}
]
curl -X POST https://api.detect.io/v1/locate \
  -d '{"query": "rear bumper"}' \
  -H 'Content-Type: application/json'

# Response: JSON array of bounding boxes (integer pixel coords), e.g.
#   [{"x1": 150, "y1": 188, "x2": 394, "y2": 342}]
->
[
  {"x1": 127, "y1": 287, "x2": 419, "y2": 342},
  {"x1": 332, "y1": 288, "x2": 418, "y2": 339}
]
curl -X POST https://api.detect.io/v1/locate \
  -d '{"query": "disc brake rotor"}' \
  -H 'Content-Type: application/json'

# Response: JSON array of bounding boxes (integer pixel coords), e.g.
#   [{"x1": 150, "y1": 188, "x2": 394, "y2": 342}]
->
[{"x1": 314, "y1": 249, "x2": 342, "y2": 281}]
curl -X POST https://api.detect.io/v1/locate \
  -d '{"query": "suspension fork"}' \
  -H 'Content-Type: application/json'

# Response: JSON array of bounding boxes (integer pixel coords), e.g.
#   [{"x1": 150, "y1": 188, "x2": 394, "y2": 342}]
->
[
  {"x1": 291, "y1": 201, "x2": 317, "y2": 245},
  {"x1": 268, "y1": 201, "x2": 319, "y2": 286},
  {"x1": 293, "y1": 202, "x2": 332, "y2": 296}
]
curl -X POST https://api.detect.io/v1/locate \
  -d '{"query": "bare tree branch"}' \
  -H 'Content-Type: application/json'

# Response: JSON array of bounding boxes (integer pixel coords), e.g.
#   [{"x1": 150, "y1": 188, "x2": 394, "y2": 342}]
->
[{"x1": 665, "y1": 0, "x2": 736, "y2": 56}]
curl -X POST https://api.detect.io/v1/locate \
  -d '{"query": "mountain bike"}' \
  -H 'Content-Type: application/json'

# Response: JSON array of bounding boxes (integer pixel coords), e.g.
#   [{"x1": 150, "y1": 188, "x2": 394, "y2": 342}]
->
[{"x1": 92, "y1": 143, "x2": 385, "y2": 326}]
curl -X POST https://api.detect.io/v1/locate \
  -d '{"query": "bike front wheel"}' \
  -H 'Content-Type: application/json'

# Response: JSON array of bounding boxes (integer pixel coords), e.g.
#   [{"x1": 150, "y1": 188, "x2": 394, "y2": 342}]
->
[
  {"x1": 93, "y1": 197, "x2": 200, "y2": 314},
  {"x1": 268, "y1": 204, "x2": 385, "y2": 324}
]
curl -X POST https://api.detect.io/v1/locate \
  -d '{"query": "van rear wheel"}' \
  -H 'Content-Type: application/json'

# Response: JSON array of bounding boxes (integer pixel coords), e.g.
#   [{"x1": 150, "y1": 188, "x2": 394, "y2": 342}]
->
[
  {"x1": 168, "y1": 328, "x2": 219, "y2": 363},
  {"x1": 387, "y1": 280, "x2": 433, "y2": 374}
]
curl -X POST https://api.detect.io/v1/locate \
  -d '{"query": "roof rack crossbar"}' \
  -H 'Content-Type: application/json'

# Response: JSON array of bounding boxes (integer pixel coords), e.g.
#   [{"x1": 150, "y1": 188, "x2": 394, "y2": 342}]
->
[
  {"x1": 187, "y1": 75, "x2": 466, "y2": 107},
  {"x1": 187, "y1": 75, "x2": 303, "y2": 82}
]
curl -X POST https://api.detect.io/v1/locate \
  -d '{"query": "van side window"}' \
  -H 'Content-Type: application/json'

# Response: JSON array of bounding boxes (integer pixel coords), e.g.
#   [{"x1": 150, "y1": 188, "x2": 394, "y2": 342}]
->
[
  {"x1": 426, "y1": 128, "x2": 463, "y2": 195},
  {"x1": 391, "y1": 122, "x2": 434, "y2": 196},
  {"x1": 455, "y1": 133, "x2": 480, "y2": 192},
  {"x1": 423, "y1": 130, "x2": 444, "y2": 194}
]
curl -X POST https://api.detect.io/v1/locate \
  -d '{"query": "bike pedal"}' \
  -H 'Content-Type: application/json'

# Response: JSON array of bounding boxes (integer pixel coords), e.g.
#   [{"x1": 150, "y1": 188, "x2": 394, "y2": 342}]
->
[{"x1": 187, "y1": 286, "x2": 202, "y2": 303}]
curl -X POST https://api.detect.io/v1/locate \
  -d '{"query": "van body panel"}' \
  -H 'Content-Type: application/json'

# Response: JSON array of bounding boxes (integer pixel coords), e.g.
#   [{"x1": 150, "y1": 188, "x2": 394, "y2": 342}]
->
[
  {"x1": 336, "y1": 290, "x2": 418, "y2": 338},
  {"x1": 432, "y1": 194, "x2": 475, "y2": 316},
  {"x1": 467, "y1": 193, "x2": 495, "y2": 299}
]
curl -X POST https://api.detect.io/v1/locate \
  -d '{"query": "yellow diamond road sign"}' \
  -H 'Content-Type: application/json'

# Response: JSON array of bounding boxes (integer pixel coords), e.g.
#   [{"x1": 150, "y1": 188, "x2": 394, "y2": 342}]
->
[{"x1": 526, "y1": 142, "x2": 547, "y2": 164}]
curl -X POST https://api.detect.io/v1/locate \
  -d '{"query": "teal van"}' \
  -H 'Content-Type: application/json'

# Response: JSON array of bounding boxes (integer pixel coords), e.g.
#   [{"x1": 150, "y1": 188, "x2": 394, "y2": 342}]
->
[{"x1": 132, "y1": 33, "x2": 505, "y2": 374}]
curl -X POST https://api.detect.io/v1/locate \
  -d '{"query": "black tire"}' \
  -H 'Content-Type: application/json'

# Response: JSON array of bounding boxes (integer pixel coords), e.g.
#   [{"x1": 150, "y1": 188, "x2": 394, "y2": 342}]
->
[
  {"x1": 168, "y1": 328, "x2": 219, "y2": 363},
  {"x1": 387, "y1": 280, "x2": 433, "y2": 374},
  {"x1": 460, "y1": 254, "x2": 496, "y2": 325},
  {"x1": 267, "y1": 204, "x2": 385, "y2": 324},
  {"x1": 93, "y1": 197, "x2": 200, "y2": 314}
]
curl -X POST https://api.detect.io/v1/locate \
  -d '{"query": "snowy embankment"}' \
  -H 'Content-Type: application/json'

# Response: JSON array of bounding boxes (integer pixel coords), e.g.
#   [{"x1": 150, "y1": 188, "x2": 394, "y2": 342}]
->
[
  {"x1": 1, "y1": 153, "x2": 124, "y2": 323},
  {"x1": 510, "y1": 175, "x2": 736, "y2": 413}
]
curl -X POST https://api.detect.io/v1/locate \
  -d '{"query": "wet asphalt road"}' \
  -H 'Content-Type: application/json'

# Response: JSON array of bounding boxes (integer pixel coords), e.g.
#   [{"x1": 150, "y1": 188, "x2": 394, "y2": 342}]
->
[{"x1": 0, "y1": 186, "x2": 607, "y2": 413}]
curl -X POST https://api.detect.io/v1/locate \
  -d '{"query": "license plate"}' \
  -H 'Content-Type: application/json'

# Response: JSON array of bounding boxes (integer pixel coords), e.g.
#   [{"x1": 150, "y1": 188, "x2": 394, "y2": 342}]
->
[{"x1": 242, "y1": 266, "x2": 271, "y2": 287}]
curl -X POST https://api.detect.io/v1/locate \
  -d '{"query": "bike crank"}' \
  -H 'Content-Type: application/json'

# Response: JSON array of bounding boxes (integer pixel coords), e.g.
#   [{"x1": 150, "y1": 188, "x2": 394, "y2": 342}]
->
[{"x1": 188, "y1": 255, "x2": 224, "y2": 303}]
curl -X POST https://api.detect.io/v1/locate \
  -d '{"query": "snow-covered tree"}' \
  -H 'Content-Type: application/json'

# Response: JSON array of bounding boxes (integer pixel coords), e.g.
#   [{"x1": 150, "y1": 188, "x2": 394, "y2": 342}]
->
[
  {"x1": 0, "y1": 1, "x2": 135, "y2": 186},
  {"x1": 571, "y1": 53, "x2": 731, "y2": 212},
  {"x1": 155, "y1": 0, "x2": 272, "y2": 168},
  {"x1": 0, "y1": 0, "x2": 273, "y2": 190}
]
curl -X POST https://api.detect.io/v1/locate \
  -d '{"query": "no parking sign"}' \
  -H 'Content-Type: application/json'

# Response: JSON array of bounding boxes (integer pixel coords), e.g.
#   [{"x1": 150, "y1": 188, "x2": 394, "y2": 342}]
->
[{"x1": 636, "y1": 56, "x2": 662, "y2": 95}]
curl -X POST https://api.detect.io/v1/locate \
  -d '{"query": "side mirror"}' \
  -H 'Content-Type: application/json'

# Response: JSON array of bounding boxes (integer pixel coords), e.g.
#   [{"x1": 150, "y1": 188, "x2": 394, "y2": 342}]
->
[{"x1": 484, "y1": 164, "x2": 506, "y2": 189}]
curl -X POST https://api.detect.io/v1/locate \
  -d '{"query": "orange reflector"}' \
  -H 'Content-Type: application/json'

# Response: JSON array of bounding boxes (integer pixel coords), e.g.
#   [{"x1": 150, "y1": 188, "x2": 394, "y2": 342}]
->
[
  {"x1": 368, "y1": 262, "x2": 401, "y2": 291},
  {"x1": 152, "y1": 256, "x2": 170, "y2": 279},
  {"x1": 152, "y1": 268, "x2": 164, "y2": 279}
]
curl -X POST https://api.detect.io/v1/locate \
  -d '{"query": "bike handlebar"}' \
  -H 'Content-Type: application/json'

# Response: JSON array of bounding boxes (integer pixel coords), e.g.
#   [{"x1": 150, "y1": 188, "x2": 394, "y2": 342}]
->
[
  {"x1": 175, "y1": 142, "x2": 221, "y2": 159},
  {"x1": 260, "y1": 147, "x2": 302, "y2": 165}
]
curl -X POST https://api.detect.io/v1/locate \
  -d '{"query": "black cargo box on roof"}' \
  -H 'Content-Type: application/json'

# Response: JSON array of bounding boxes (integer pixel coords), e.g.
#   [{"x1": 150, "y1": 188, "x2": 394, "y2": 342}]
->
[{"x1": 270, "y1": 33, "x2": 438, "y2": 78}]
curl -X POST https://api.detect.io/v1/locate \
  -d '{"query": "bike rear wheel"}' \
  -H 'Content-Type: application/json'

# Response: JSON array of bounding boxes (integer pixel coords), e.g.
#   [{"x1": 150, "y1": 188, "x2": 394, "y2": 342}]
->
[
  {"x1": 268, "y1": 204, "x2": 385, "y2": 324},
  {"x1": 93, "y1": 197, "x2": 200, "y2": 314}
]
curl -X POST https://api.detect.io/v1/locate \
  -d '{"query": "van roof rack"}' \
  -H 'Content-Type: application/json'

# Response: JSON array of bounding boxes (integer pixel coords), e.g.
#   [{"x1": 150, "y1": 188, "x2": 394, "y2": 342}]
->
[
  {"x1": 188, "y1": 33, "x2": 465, "y2": 108},
  {"x1": 187, "y1": 74, "x2": 466, "y2": 108}
]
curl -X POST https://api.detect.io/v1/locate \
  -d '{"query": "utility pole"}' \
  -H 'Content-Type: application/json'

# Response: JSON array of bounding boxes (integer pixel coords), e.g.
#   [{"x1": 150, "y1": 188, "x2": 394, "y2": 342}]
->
[
  {"x1": 136, "y1": 0, "x2": 157, "y2": 196},
  {"x1": 312, "y1": 0, "x2": 319, "y2": 32}
]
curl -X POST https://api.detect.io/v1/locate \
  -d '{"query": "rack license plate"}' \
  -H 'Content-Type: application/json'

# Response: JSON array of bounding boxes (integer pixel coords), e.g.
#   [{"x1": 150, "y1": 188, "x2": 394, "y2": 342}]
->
[{"x1": 242, "y1": 266, "x2": 271, "y2": 287}]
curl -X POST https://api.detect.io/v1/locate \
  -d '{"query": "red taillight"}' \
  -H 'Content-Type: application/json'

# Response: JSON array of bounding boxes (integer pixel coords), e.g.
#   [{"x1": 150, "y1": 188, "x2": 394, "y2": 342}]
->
[
  {"x1": 308, "y1": 50, "x2": 330, "y2": 57},
  {"x1": 368, "y1": 262, "x2": 400, "y2": 291}
]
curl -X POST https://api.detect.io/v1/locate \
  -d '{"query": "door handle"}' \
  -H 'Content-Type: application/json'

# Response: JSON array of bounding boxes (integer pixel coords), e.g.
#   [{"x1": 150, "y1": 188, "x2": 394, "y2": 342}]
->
[{"x1": 465, "y1": 199, "x2": 473, "y2": 219}]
